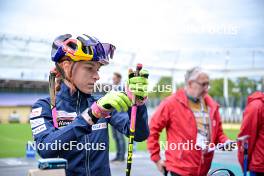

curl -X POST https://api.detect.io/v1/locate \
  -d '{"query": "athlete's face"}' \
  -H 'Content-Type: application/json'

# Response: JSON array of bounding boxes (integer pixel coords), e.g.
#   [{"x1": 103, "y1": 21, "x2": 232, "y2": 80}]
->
[
  {"x1": 112, "y1": 74, "x2": 121, "y2": 85},
  {"x1": 71, "y1": 61, "x2": 101, "y2": 94},
  {"x1": 188, "y1": 73, "x2": 210, "y2": 98}
]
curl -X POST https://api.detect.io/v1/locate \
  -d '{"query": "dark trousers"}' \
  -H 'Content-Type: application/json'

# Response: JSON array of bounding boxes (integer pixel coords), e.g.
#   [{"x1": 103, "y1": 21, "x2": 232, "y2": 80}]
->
[
  {"x1": 111, "y1": 127, "x2": 126, "y2": 160},
  {"x1": 170, "y1": 172, "x2": 180, "y2": 176},
  {"x1": 163, "y1": 168, "x2": 180, "y2": 176},
  {"x1": 254, "y1": 172, "x2": 264, "y2": 176}
]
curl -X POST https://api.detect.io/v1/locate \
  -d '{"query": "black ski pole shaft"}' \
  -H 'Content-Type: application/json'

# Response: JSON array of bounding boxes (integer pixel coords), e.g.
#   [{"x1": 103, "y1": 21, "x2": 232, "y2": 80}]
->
[{"x1": 125, "y1": 63, "x2": 142, "y2": 176}]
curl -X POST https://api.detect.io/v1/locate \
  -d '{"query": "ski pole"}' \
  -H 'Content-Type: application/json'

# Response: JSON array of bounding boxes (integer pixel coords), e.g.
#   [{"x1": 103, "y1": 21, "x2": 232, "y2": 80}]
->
[
  {"x1": 126, "y1": 63, "x2": 143, "y2": 176},
  {"x1": 236, "y1": 135, "x2": 250, "y2": 176},
  {"x1": 243, "y1": 141, "x2": 248, "y2": 176},
  {"x1": 49, "y1": 69, "x2": 58, "y2": 128},
  {"x1": 238, "y1": 136, "x2": 257, "y2": 176}
]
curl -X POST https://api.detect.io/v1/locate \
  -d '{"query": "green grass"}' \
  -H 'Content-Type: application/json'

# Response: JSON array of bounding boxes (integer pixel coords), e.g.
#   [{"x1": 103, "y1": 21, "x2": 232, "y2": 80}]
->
[
  {"x1": 109, "y1": 128, "x2": 167, "y2": 152},
  {"x1": 110, "y1": 128, "x2": 239, "y2": 152},
  {"x1": 0, "y1": 124, "x2": 239, "y2": 158},
  {"x1": 223, "y1": 129, "x2": 240, "y2": 140},
  {"x1": 0, "y1": 124, "x2": 33, "y2": 158}
]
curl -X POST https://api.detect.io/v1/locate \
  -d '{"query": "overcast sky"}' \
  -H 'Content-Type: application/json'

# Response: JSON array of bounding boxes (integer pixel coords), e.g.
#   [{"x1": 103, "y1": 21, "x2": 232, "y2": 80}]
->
[
  {"x1": 0, "y1": 0, "x2": 263, "y2": 85},
  {"x1": 1, "y1": 0, "x2": 263, "y2": 51}
]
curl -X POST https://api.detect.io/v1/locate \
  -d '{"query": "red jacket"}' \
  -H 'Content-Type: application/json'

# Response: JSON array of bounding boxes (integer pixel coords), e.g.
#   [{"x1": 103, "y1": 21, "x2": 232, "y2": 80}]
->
[
  {"x1": 147, "y1": 89, "x2": 228, "y2": 176},
  {"x1": 238, "y1": 91, "x2": 264, "y2": 173}
]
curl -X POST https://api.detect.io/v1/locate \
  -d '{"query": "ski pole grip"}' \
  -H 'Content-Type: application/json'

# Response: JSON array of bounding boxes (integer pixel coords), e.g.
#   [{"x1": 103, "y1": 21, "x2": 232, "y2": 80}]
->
[{"x1": 135, "y1": 63, "x2": 143, "y2": 76}]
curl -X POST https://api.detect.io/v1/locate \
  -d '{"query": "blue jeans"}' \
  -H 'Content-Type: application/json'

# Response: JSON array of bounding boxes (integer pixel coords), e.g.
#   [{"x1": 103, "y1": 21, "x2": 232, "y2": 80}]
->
[{"x1": 111, "y1": 127, "x2": 126, "y2": 160}]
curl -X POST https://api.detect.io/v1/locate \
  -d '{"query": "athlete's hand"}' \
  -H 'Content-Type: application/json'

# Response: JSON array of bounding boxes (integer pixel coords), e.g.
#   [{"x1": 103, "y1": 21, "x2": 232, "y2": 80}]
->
[
  {"x1": 126, "y1": 69, "x2": 149, "y2": 105},
  {"x1": 91, "y1": 91, "x2": 132, "y2": 118},
  {"x1": 155, "y1": 160, "x2": 166, "y2": 173}
]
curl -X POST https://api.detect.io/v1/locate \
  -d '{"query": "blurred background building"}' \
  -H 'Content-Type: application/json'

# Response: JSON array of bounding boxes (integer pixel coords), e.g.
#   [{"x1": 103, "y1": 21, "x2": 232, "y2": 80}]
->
[
  {"x1": 0, "y1": 33, "x2": 263, "y2": 124},
  {"x1": 0, "y1": 0, "x2": 263, "y2": 124},
  {"x1": 0, "y1": 2, "x2": 263, "y2": 175}
]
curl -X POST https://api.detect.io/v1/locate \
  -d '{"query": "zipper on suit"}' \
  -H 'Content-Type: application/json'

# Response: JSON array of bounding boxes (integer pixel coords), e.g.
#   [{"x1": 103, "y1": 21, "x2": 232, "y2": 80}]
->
[
  {"x1": 87, "y1": 134, "x2": 91, "y2": 176},
  {"x1": 181, "y1": 99, "x2": 204, "y2": 176},
  {"x1": 76, "y1": 91, "x2": 80, "y2": 114},
  {"x1": 85, "y1": 136, "x2": 90, "y2": 176},
  {"x1": 76, "y1": 91, "x2": 90, "y2": 176},
  {"x1": 207, "y1": 108, "x2": 212, "y2": 143}
]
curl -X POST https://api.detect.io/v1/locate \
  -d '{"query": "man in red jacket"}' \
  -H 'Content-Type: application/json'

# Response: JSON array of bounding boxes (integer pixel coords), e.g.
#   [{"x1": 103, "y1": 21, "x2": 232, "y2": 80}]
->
[
  {"x1": 147, "y1": 67, "x2": 230, "y2": 176},
  {"x1": 238, "y1": 91, "x2": 264, "y2": 175}
]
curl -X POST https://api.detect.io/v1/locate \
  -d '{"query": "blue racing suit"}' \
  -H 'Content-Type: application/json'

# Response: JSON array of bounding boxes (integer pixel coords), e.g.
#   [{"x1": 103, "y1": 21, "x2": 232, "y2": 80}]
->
[{"x1": 29, "y1": 83, "x2": 149, "y2": 176}]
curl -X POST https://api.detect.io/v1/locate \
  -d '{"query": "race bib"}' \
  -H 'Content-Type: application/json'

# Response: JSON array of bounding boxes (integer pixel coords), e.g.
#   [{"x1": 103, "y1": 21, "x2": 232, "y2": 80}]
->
[{"x1": 196, "y1": 133, "x2": 208, "y2": 150}]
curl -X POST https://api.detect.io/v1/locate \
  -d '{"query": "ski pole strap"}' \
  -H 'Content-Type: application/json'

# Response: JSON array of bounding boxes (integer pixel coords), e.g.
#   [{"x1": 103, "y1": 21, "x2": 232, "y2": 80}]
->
[
  {"x1": 129, "y1": 106, "x2": 137, "y2": 132},
  {"x1": 52, "y1": 107, "x2": 58, "y2": 128},
  {"x1": 90, "y1": 102, "x2": 111, "y2": 118}
]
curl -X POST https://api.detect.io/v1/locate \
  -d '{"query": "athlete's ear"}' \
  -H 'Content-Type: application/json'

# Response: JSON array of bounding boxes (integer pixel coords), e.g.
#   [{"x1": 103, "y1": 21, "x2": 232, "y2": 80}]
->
[{"x1": 61, "y1": 60, "x2": 73, "y2": 78}]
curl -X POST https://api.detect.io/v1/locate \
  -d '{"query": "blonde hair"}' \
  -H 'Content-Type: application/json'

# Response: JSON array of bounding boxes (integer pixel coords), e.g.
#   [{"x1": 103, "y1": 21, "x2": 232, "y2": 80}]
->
[{"x1": 54, "y1": 56, "x2": 77, "y2": 94}]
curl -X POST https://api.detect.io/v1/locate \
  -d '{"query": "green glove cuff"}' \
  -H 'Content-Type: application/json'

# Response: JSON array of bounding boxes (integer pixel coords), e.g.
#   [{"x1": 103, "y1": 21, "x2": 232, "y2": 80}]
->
[{"x1": 97, "y1": 91, "x2": 132, "y2": 112}]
